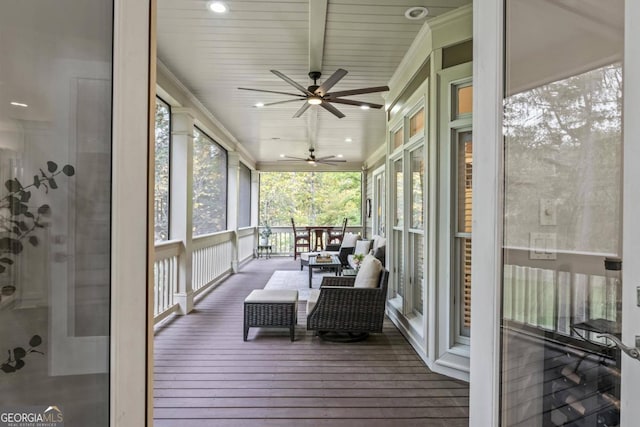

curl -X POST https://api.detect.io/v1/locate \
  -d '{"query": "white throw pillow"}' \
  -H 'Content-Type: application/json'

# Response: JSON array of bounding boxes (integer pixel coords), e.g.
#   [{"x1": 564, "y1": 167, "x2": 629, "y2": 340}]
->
[
  {"x1": 340, "y1": 232, "x2": 359, "y2": 249},
  {"x1": 372, "y1": 236, "x2": 386, "y2": 253},
  {"x1": 354, "y1": 239, "x2": 371, "y2": 256},
  {"x1": 353, "y1": 254, "x2": 383, "y2": 288}
]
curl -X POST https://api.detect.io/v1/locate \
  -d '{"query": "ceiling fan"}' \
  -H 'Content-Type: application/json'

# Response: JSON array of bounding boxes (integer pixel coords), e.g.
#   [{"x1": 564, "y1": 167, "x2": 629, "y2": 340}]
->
[
  {"x1": 279, "y1": 147, "x2": 346, "y2": 166},
  {"x1": 238, "y1": 69, "x2": 389, "y2": 119}
]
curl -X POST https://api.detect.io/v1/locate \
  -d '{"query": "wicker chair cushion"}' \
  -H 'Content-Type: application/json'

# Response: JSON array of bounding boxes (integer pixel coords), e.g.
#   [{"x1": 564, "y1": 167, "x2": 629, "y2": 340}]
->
[
  {"x1": 347, "y1": 240, "x2": 372, "y2": 268},
  {"x1": 341, "y1": 232, "x2": 359, "y2": 249},
  {"x1": 373, "y1": 236, "x2": 386, "y2": 253},
  {"x1": 354, "y1": 255, "x2": 383, "y2": 288},
  {"x1": 354, "y1": 239, "x2": 371, "y2": 255},
  {"x1": 306, "y1": 289, "x2": 321, "y2": 315},
  {"x1": 373, "y1": 245, "x2": 386, "y2": 265}
]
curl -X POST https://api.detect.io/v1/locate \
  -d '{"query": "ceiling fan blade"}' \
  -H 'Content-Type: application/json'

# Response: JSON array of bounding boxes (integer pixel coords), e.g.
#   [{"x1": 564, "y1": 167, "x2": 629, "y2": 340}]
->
[
  {"x1": 319, "y1": 101, "x2": 345, "y2": 119},
  {"x1": 271, "y1": 70, "x2": 314, "y2": 96},
  {"x1": 292, "y1": 102, "x2": 311, "y2": 118},
  {"x1": 328, "y1": 98, "x2": 384, "y2": 109},
  {"x1": 318, "y1": 160, "x2": 347, "y2": 165},
  {"x1": 238, "y1": 87, "x2": 305, "y2": 98},
  {"x1": 316, "y1": 68, "x2": 348, "y2": 96},
  {"x1": 262, "y1": 99, "x2": 306, "y2": 107},
  {"x1": 280, "y1": 156, "x2": 308, "y2": 161},
  {"x1": 326, "y1": 85, "x2": 390, "y2": 98}
]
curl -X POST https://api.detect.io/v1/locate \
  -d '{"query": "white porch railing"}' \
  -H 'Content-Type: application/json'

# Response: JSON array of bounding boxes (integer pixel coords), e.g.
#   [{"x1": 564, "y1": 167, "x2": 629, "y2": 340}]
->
[
  {"x1": 153, "y1": 240, "x2": 182, "y2": 322},
  {"x1": 192, "y1": 231, "x2": 234, "y2": 294},
  {"x1": 238, "y1": 227, "x2": 256, "y2": 262},
  {"x1": 153, "y1": 225, "x2": 363, "y2": 323},
  {"x1": 266, "y1": 226, "x2": 363, "y2": 255},
  {"x1": 503, "y1": 248, "x2": 619, "y2": 341},
  {"x1": 153, "y1": 228, "x2": 257, "y2": 324}
]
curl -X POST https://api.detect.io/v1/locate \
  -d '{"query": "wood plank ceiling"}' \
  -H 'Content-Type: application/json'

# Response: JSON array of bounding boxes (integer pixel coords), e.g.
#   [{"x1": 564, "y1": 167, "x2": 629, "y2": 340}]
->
[{"x1": 157, "y1": 0, "x2": 471, "y2": 169}]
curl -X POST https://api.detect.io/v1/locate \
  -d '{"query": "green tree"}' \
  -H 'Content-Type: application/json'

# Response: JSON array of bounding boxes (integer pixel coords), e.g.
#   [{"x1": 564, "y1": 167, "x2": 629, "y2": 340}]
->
[
  {"x1": 504, "y1": 64, "x2": 622, "y2": 253},
  {"x1": 259, "y1": 171, "x2": 361, "y2": 227},
  {"x1": 154, "y1": 98, "x2": 170, "y2": 241},
  {"x1": 192, "y1": 128, "x2": 227, "y2": 235}
]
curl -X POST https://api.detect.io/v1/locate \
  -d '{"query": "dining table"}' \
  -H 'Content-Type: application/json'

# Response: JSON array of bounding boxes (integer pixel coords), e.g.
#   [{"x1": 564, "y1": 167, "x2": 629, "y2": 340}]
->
[{"x1": 304, "y1": 226, "x2": 334, "y2": 251}]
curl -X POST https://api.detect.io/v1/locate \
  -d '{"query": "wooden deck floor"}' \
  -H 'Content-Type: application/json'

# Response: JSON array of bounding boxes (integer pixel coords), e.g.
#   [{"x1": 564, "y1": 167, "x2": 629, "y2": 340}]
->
[{"x1": 153, "y1": 257, "x2": 469, "y2": 427}]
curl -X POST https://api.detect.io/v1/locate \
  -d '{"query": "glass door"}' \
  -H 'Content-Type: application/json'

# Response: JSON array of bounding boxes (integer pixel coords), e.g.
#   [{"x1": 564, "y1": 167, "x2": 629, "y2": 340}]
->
[
  {"x1": 500, "y1": 0, "x2": 640, "y2": 425},
  {"x1": 0, "y1": 1, "x2": 113, "y2": 425}
]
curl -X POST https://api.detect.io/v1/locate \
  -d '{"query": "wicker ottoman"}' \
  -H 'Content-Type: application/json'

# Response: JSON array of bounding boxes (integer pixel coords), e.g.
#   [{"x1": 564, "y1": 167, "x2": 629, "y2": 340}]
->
[{"x1": 243, "y1": 289, "x2": 298, "y2": 341}]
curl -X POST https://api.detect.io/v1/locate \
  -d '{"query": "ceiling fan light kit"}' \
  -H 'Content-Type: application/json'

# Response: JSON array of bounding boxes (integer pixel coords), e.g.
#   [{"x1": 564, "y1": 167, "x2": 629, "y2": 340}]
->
[{"x1": 238, "y1": 68, "x2": 389, "y2": 119}]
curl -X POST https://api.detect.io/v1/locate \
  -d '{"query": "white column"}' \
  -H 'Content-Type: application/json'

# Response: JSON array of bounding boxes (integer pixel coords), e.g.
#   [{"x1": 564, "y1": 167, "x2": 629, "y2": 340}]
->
[
  {"x1": 227, "y1": 152, "x2": 240, "y2": 272},
  {"x1": 251, "y1": 170, "x2": 259, "y2": 228},
  {"x1": 170, "y1": 108, "x2": 195, "y2": 314},
  {"x1": 251, "y1": 170, "x2": 260, "y2": 251}
]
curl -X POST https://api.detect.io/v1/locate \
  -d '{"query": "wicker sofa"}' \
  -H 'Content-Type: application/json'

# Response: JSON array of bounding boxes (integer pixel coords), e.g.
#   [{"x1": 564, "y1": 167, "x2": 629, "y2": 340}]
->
[{"x1": 306, "y1": 263, "x2": 389, "y2": 342}]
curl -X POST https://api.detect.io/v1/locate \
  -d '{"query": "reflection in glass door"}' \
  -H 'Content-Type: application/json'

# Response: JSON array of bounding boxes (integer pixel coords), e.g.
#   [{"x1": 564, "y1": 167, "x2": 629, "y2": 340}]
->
[
  {"x1": 391, "y1": 158, "x2": 404, "y2": 303},
  {"x1": 0, "y1": 1, "x2": 113, "y2": 425},
  {"x1": 501, "y1": 0, "x2": 624, "y2": 425}
]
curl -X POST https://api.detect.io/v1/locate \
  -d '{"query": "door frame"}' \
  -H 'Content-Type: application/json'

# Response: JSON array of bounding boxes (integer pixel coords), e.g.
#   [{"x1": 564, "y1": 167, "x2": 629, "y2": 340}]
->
[
  {"x1": 110, "y1": 0, "x2": 151, "y2": 425},
  {"x1": 470, "y1": 0, "x2": 640, "y2": 425},
  {"x1": 620, "y1": 1, "x2": 640, "y2": 423},
  {"x1": 469, "y1": 0, "x2": 503, "y2": 425}
]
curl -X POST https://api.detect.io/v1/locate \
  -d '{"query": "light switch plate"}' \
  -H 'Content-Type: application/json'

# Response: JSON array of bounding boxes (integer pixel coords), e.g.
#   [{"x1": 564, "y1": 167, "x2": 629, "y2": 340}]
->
[{"x1": 529, "y1": 232, "x2": 557, "y2": 260}]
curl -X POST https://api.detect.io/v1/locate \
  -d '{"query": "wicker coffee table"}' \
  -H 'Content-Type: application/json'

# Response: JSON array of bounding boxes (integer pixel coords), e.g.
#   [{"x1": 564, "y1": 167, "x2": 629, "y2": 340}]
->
[{"x1": 243, "y1": 289, "x2": 298, "y2": 341}]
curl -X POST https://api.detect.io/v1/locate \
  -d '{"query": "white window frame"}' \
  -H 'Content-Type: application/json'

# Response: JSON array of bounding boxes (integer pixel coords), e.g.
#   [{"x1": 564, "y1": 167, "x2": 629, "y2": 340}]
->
[
  {"x1": 436, "y1": 63, "x2": 473, "y2": 371},
  {"x1": 371, "y1": 164, "x2": 386, "y2": 238},
  {"x1": 386, "y1": 91, "x2": 428, "y2": 338}
]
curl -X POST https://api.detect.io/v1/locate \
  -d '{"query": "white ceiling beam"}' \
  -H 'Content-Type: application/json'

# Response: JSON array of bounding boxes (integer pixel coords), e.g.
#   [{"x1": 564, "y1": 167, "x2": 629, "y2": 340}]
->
[{"x1": 309, "y1": 0, "x2": 328, "y2": 73}]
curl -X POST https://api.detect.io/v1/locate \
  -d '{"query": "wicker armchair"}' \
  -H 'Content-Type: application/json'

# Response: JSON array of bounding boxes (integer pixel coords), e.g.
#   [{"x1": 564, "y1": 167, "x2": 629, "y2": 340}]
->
[{"x1": 306, "y1": 269, "x2": 389, "y2": 341}]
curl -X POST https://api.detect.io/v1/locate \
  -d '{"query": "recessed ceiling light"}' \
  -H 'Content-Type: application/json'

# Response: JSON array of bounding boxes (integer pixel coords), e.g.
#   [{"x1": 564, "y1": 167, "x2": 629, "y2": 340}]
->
[
  {"x1": 10, "y1": 101, "x2": 28, "y2": 107},
  {"x1": 345, "y1": 138, "x2": 352, "y2": 143},
  {"x1": 404, "y1": 6, "x2": 429, "y2": 20},
  {"x1": 337, "y1": 154, "x2": 343, "y2": 158},
  {"x1": 255, "y1": 102, "x2": 264, "y2": 107},
  {"x1": 279, "y1": 154, "x2": 285, "y2": 158},
  {"x1": 360, "y1": 105, "x2": 370, "y2": 110},
  {"x1": 207, "y1": 1, "x2": 228, "y2": 13}
]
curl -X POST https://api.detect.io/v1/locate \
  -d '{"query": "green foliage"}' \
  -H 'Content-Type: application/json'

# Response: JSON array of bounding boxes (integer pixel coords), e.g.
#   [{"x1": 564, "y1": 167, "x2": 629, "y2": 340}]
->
[
  {"x1": 0, "y1": 161, "x2": 75, "y2": 277},
  {"x1": 154, "y1": 99, "x2": 171, "y2": 241},
  {"x1": 259, "y1": 171, "x2": 361, "y2": 226},
  {"x1": 192, "y1": 128, "x2": 227, "y2": 235},
  {"x1": 260, "y1": 223, "x2": 272, "y2": 239},
  {"x1": 1, "y1": 335, "x2": 43, "y2": 374},
  {"x1": 504, "y1": 64, "x2": 622, "y2": 253}
]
